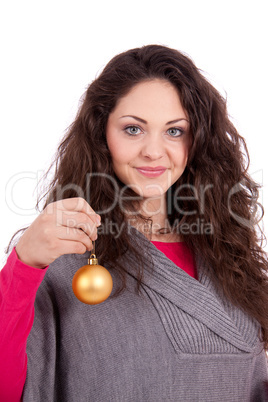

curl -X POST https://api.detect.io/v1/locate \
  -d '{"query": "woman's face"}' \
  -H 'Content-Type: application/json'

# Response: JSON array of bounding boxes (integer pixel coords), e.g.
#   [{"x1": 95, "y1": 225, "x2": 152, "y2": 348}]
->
[{"x1": 106, "y1": 79, "x2": 191, "y2": 199}]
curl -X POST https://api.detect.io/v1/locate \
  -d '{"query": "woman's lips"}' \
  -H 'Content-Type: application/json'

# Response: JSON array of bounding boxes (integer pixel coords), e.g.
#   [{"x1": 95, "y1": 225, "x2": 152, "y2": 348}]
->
[{"x1": 135, "y1": 167, "x2": 167, "y2": 178}]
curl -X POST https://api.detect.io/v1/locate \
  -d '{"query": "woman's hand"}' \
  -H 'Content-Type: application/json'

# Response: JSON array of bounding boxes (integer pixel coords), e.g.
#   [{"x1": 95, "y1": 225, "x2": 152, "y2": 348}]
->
[{"x1": 15, "y1": 198, "x2": 101, "y2": 269}]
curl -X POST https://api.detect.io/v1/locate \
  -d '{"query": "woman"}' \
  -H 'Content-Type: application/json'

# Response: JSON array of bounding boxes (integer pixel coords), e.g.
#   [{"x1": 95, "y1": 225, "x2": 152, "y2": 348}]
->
[{"x1": 0, "y1": 45, "x2": 267, "y2": 401}]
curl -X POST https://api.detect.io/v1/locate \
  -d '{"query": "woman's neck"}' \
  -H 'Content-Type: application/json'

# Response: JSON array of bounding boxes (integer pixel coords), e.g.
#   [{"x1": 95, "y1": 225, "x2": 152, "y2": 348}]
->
[{"x1": 127, "y1": 197, "x2": 183, "y2": 242}]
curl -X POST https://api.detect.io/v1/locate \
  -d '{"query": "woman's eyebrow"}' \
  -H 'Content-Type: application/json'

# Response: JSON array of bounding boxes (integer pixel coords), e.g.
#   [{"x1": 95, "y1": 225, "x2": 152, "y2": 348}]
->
[
  {"x1": 166, "y1": 118, "x2": 189, "y2": 125},
  {"x1": 120, "y1": 115, "x2": 189, "y2": 124},
  {"x1": 120, "y1": 115, "x2": 147, "y2": 124}
]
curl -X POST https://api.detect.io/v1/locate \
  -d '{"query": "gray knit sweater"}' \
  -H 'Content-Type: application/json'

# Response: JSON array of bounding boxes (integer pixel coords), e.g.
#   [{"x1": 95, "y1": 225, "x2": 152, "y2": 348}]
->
[{"x1": 23, "y1": 225, "x2": 268, "y2": 401}]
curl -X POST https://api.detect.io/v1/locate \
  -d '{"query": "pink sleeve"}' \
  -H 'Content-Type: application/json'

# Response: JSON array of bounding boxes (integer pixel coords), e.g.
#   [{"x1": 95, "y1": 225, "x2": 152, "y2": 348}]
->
[{"x1": 0, "y1": 248, "x2": 48, "y2": 402}]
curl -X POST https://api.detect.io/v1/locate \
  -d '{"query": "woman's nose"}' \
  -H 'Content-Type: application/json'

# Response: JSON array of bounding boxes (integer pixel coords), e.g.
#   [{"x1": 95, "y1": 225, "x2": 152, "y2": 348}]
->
[{"x1": 141, "y1": 135, "x2": 165, "y2": 160}]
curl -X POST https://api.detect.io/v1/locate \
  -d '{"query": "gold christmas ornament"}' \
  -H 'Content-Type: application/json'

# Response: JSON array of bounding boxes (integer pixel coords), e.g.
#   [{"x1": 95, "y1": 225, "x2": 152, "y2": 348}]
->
[{"x1": 72, "y1": 241, "x2": 113, "y2": 305}]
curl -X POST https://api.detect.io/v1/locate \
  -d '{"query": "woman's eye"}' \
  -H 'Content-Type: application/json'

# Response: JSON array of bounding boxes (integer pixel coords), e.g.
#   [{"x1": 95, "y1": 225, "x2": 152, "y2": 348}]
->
[
  {"x1": 124, "y1": 126, "x2": 142, "y2": 136},
  {"x1": 167, "y1": 127, "x2": 184, "y2": 137}
]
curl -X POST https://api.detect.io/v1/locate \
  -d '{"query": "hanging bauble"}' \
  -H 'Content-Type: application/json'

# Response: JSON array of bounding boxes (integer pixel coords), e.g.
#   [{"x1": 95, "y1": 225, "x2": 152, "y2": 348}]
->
[{"x1": 72, "y1": 242, "x2": 113, "y2": 305}]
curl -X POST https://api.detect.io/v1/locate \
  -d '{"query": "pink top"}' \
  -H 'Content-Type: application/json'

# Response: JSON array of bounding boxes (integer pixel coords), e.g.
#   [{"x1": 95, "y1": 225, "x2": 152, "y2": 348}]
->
[
  {"x1": 0, "y1": 242, "x2": 196, "y2": 401},
  {"x1": 151, "y1": 241, "x2": 197, "y2": 279}
]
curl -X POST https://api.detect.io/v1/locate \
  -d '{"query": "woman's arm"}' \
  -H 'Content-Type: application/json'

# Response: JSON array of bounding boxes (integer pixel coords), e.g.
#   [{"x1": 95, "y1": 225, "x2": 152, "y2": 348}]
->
[
  {"x1": 0, "y1": 198, "x2": 100, "y2": 401},
  {"x1": 0, "y1": 248, "x2": 48, "y2": 402}
]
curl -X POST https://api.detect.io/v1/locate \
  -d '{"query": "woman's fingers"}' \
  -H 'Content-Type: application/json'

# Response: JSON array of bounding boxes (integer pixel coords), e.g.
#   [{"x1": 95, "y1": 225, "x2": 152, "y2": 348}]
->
[
  {"x1": 16, "y1": 198, "x2": 101, "y2": 269},
  {"x1": 56, "y1": 226, "x2": 95, "y2": 250},
  {"x1": 58, "y1": 240, "x2": 89, "y2": 256},
  {"x1": 45, "y1": 197, "x2": 101, "y2": 226},
  {"x1": 55, "y1": 211, "x2": 99, "y2": 240}
]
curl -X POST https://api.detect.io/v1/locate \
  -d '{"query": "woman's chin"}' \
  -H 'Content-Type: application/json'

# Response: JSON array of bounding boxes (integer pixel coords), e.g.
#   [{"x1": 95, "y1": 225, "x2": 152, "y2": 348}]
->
[{"x1": 135, "y1": 189, "x2": 166, "y2": 199}]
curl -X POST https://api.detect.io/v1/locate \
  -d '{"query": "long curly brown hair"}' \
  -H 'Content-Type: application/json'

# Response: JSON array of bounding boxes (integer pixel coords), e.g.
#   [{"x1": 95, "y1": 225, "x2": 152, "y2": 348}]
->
[{"x1": 9, "y1": 45, "x2": 268, "y2": 349}]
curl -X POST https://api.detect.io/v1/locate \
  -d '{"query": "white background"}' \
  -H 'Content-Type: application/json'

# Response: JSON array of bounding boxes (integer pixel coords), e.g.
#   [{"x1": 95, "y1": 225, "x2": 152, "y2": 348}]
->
[{"x1": 0, "y1": 0, "x2": 267, "y2": 264}]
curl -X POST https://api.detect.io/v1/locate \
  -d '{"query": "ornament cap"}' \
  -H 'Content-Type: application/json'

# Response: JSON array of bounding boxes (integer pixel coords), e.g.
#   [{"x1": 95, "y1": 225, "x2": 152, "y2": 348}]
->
[{"x1": 88, "y1": 254, "x2": 98, "y2": 265}]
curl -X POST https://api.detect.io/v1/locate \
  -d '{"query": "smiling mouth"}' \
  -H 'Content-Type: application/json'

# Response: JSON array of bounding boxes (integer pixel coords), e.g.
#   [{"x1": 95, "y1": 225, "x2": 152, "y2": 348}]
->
[{"x1": 135, "y1": 167, "x2": 167, "y2": 178}]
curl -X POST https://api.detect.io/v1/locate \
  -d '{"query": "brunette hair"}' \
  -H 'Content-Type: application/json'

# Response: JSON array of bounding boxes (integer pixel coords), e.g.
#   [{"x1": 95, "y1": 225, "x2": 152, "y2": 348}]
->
[{"x1": 9, "y1": 45, "x2": 268, "y2": 348}]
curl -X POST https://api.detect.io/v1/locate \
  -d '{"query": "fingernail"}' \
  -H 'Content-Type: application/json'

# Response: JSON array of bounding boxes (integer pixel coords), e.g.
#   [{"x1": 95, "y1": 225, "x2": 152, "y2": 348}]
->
[{"x1": 95, "y1": 215, "x2": 101, "y2": 226}]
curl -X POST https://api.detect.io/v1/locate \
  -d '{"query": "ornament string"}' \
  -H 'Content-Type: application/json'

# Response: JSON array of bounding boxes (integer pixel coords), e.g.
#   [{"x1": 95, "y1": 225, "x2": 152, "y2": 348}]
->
[{"x1": 91, "y1": 240, "x2": 95, "y2": 256}]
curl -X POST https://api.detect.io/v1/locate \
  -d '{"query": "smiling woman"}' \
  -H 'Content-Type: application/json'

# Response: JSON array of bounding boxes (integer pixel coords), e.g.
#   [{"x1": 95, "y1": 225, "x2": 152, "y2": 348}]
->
[
  {"x1": 106, "y1": 80, "x2": 190, "y2": 202},
  {"x1": 0, "y1": 45, "x2": 268, "y2": 401}
]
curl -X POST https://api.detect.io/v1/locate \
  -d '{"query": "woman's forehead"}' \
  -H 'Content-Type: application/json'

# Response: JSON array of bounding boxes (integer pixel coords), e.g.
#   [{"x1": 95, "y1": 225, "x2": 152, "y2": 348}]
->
[{"x1": 110, "y1": 79, "x2": 187, "y2": 120}]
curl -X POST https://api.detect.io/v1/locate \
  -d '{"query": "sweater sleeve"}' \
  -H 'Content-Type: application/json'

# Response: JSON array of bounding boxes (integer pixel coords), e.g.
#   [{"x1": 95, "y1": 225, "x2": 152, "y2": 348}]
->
[{"x1": 0, "y1": 248, "x2": 48, "y2": 402}]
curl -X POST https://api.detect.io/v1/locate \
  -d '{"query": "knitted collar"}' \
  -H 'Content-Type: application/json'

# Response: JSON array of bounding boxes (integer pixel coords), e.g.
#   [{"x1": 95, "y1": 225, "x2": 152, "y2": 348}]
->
[{"x1": 120, "y1": 224, "x2": 260, "y2": 354}]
